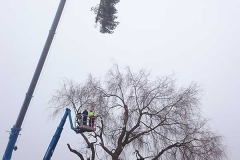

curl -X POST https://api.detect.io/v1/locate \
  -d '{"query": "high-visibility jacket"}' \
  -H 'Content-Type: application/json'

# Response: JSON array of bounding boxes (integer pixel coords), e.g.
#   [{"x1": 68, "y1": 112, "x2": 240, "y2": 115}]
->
[{"x1": 89, "y1": 111, "x2": 95, "y2": 117}]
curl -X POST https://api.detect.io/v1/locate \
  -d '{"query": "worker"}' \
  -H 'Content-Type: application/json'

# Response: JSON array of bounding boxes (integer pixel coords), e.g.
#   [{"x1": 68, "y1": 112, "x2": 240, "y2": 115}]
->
[
  {"x1": 88, "y1": 109, "x2": 95, "y2": 127},
  {"x1": 76, "y1": 111, "x2": 82, "y2": 126},
  {"x1": 82, "y1": 108, "x2": 88, "y2": 125}
]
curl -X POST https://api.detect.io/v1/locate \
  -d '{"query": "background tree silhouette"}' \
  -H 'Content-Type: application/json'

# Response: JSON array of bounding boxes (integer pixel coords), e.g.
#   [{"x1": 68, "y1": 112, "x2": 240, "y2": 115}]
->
[{"x1": 50, "y1": 64, "x2": 226, "y2": 160}]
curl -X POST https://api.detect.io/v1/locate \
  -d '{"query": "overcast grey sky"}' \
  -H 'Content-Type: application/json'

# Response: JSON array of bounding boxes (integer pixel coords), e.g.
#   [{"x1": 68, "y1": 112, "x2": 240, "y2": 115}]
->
[{"x1": 1, "y1": 0, "x2": 240, "y2": 159}]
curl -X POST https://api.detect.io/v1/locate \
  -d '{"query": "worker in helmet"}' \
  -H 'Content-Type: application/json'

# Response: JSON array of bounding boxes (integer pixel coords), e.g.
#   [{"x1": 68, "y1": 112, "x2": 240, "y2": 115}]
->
[
  {"x1": 76, "y1": 111, "x2": 82, "y2": 126},
  {"x1": 82, "y1": 108, "x2": 88, "y2": 125},
  {"x1": 88, "y1": 109, "x2": 95, "y2": 127}
]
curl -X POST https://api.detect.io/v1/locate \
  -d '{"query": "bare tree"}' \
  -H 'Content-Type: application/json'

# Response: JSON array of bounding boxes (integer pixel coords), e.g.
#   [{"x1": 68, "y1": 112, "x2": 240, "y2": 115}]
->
[{"x1": 50, "y1": 65, "x2": 226, "y2": 160}]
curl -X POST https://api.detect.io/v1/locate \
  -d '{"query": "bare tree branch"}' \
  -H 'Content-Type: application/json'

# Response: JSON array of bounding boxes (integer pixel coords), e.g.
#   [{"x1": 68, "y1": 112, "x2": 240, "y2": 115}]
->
[{"x1": 67, "y1": 143, "x2": 84, "y2": 160}]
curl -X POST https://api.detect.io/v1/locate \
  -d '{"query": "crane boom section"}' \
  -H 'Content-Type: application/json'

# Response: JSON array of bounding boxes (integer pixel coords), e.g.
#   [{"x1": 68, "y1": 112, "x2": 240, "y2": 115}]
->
[{"x1": 3, "y1": 0, "x2": 67, "y2": 159}]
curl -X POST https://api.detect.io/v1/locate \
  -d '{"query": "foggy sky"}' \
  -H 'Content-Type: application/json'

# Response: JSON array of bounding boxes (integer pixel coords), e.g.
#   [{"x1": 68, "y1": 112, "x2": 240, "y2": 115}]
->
[{"x1": 0, "y1": 0, "x2": 240, "y2": 159}]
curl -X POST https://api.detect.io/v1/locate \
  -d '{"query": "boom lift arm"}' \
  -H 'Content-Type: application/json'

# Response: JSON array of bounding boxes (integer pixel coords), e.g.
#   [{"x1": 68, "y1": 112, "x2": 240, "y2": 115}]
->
[{"x1": 43, "y1": 108, "x2": 94, "y2": 160}]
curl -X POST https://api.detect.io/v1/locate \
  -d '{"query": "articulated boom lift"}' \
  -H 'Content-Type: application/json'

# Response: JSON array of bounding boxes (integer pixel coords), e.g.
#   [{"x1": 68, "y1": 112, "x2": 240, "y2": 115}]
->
[{"x1": 43, "y1": 108, "x2": 95, "y2": 160}]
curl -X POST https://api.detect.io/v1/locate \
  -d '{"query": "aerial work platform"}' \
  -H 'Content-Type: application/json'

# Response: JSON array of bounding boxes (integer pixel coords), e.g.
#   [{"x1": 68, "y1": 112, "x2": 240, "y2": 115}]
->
[{"x1": 43, "y1": 108, "x2": 96, "y2": 160}]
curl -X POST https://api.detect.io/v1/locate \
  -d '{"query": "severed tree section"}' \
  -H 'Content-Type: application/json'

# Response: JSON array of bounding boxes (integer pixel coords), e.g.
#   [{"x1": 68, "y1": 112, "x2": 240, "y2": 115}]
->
[
  {"x1": 50, "y1": 64, "x2": 226, "y2": 160},
  {"x1": 92, "y1": 0, "x2": 120, "y2": 34}
]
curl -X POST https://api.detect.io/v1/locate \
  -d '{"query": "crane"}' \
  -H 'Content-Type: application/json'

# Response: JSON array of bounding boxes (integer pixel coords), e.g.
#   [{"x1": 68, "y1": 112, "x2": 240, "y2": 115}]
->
[
  {"x1": 2, "y1": 0, "x2": 119, "y2": 159},
  {"x1": 43, "y1": 108, "x2": 95, "y2": 160},
  {"x1": 2, "y1": 1, "x2": 67, "y2": 159}
]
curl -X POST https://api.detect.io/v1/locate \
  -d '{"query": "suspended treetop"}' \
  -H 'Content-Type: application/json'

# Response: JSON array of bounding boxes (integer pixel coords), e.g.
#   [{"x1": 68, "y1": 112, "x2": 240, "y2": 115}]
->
[{"x1": 92, "y1": 0, "x2": 120, "y2": 34}]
